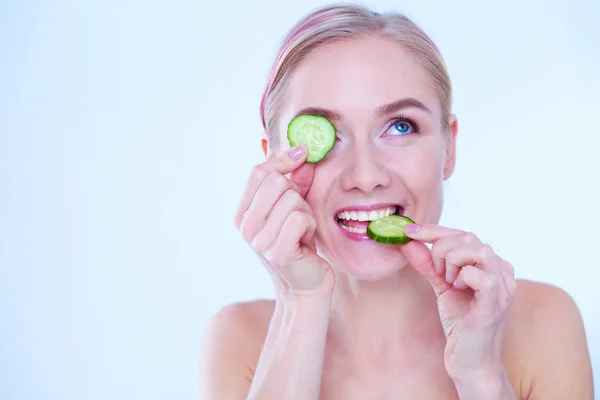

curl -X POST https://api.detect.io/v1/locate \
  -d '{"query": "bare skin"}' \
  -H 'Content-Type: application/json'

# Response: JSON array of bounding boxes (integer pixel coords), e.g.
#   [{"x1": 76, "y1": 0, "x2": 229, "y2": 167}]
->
[
  {"x1": 202, "y1": 281, "x2": 592, "y2": 399},
  {"x1": 200, "y1": 35, "x2": 594, "y2": 399}
]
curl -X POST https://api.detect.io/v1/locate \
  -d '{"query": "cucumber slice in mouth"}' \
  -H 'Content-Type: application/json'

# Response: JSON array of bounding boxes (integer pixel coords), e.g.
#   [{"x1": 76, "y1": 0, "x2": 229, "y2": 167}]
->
[
  {"x1": 287, "y1": 114, "x2": 336, "y2": 163},
  {"x1": 367, "y1": 215, "x2": 415, "y2": 244}
]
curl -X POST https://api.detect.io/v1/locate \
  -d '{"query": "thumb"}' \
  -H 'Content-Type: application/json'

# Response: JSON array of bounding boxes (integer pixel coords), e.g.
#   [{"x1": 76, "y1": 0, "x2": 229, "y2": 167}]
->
[
  {"x1": 290, "y1": 163, "x2": 315, "y2": 198},
  {"x1": 400, "y1": 240, "x2": 452, "y2": 296},
  {"x1": 265, "y1": 145, "x2": 309, "y2": 175}
]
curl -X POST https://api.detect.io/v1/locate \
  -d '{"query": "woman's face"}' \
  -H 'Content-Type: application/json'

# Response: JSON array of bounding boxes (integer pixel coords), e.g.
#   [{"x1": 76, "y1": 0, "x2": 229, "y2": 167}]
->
[{"x1": 274, "y1": 34, "x2": 457, "y2": 280}]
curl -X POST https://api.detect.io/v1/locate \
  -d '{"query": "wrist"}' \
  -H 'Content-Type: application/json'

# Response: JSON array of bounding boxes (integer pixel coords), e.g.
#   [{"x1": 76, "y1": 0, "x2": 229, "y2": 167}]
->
[
  {"x1": 451, "y1": 365, "x2": 516, "y2": 400},
  {"x1": 275, "y1": 290, "x2": 332, "y2": 321},
  {"x1": 276, "y1": 285, "x2": 333, "y2": 306}
]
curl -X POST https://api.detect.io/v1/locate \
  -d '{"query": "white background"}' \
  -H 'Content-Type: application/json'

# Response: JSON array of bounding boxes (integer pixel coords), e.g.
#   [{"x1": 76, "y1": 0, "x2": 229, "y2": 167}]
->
[{"x1": 1, "y1": 0, "x2": 598, "y2": 399}]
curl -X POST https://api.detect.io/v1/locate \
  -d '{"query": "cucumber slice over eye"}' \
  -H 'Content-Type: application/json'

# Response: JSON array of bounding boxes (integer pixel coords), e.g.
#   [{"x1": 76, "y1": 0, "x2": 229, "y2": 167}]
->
[
  {"x1": 287, "y1": 114, "x2": 336, "y2": 163},
  {"x1": 367, "y1": 215, "x2": 416, "y2": 244}
]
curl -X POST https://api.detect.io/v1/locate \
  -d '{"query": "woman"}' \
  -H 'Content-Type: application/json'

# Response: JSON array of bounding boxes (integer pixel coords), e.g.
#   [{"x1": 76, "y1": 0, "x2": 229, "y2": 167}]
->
[{"x1": 201, "y1": 4, "x2": 594, "y2": 399}]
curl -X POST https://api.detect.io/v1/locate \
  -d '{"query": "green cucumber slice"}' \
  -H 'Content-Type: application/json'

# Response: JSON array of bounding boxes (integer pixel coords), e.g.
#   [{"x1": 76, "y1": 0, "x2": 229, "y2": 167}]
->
[
  {"x1": 287, "y1": 114, "x2": 336, "y2": 163},
  {"x1": 367, "y1": 215, "x2": 415, "y2": 244}
]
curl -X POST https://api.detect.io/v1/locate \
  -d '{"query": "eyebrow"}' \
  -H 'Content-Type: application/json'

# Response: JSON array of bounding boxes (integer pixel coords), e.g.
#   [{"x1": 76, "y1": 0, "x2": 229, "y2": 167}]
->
[
  {"x1": 294, "y1": 107, "x2": 343, "y2": 121},
  {"x1": 295, "y1": 97, "x2": 431, "y2": 121},
  {"x1": 375, "y1": 98, "x2": 431, "y2": 116}
]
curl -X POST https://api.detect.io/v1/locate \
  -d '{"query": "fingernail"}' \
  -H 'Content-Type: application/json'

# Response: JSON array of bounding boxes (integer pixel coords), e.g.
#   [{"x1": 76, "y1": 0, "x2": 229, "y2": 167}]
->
[
  {"x1": 288, "y1": 146, "x2": 305, "y2": 160},
  {"x1": 404, "y1": 224, "x2": 420, "y2": 233}
]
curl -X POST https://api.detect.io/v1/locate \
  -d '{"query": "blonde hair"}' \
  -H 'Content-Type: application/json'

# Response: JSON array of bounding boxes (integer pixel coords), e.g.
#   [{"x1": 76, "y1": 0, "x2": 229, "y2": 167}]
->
[{"x1": 259, "y1": 3, "x2": 452, "y2": 149}]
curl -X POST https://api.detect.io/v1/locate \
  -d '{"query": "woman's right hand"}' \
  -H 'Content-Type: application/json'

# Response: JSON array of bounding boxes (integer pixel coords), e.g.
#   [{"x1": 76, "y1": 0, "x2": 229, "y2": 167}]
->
[{"x1": 234, "y1": 145, "x2": 334, "y2": 298}]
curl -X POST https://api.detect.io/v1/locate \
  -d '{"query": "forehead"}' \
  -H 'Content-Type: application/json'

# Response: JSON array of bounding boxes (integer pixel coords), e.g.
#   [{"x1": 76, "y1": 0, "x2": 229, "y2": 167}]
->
[{"x1": 280, "y1": 35, "x2": 440, "y2": 127}]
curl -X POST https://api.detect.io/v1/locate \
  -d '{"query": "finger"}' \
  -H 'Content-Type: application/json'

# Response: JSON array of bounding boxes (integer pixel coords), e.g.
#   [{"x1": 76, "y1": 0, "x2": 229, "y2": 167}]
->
[
  {"x1": 251, "y1": 190, "x2": 313, "y2": 253},
  {"x1": 445, "y1": 244, "x2": 513, "y2": 301},
  {"x1": 239, "y1": 172, "x2": 300, "y2": 243},
  {"x1": 299, "y1": 213, "x2": 318, "y2": 252},
  {"x1": 264, "y1": 211, "x2": 316, "y2": 268},
  {"x1": 236, "y1": 175, "x2": 302, "y2": 234},
  {"x1": 289, "y1": 162, "x2": 316, "y2": 198},
  {"x1": 234, "y1": 145, "x2": 308, "y2": 229},
  {"x1": 443, "y1": 243, "x2": 498, "y2": 285},
  {"x1": 452, "y1": 268, "x2": 471, "y2": 290},
  {"x1": 454, "y1": 265, "x2": 483, "y2": 290},
  {"x1": 454, "y1": 266, "x2": 503, "y2": 312},
  {"x1": 404, "y1": 223, "x2": 468, "y2": 244},
  {"x1": 430, "y1": 233, "x2": 471, "y2": 276},
  {"x1": 399, "y1": 240, "x2": 452, "y2": 296}
]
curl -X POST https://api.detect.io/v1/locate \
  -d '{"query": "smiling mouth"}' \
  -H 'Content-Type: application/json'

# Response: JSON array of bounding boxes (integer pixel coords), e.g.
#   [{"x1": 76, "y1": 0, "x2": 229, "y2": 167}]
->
[{"x1": 335, "y1": 205, "x2": 402, "y2": 235}]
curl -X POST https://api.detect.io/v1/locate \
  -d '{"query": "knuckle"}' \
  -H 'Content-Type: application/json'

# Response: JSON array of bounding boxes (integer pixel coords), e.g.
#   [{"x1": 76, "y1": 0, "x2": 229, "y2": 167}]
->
[
  {"x1": 290, "y1": 191, "x2": 306, "y2": 210},
  {"x1": 265, "y1": 171, "x2": 282, "y2": 185},
  {"x1": 284, "y1": 187, "x2": 301, "y2": 201},
  {"x1": 461, "y1": 232, "x2": 478, "y2": 244},
  {"x1": 479, "y1": 243, "x2": 495, "y2": 259},
  {"x1": 431, "y1": 242, "x2": 443, "y2": 258},
  {"x1": 281, "y1": 189, "x2": 301, "y2": 210},
  {"x1": 251, "y1": 164, "x2": 268, "y2": 180},
  {"x1": 445, "y1": 251, "x2": 457, "y2": 266},
  {"x1": 272, "y1": 173, "x2": 291, "y2": 193},
  {"x1": 482, "y1": 275, "x2": 499, "y2": 291},
  {"x1": 239, "y1": 220, "x2": 254, "y2": 244},
  {"x1": 251, "y1": 233, "x2": 268, "y2": 254},
  {"x1": 288, "y1": 210, "x2": 306, "y2": 225},
  {"x1": 306, "y1": 214, "x2": 317, "y2": 230},
  {"x1": 451, "y1": 263, "x2": 461, "y2": 273},
  {"x1": 431, "y1": 241, "x2": 448, "y2": 261},
  {"x1": 263, "y1": 247, "x2": 278, "y2": 266},
  {"x1": 279, "y1": 188, "x2": 295, "y2": 203}
]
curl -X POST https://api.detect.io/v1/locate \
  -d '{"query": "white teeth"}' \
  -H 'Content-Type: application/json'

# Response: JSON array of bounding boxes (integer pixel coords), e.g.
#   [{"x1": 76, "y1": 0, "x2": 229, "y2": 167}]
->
[
  {"x1": 336, "y1": 206, "x2": 397, "y2": 221},
  {"x1": 339, "y1": 223, "x2": 368, "y2": 234}
]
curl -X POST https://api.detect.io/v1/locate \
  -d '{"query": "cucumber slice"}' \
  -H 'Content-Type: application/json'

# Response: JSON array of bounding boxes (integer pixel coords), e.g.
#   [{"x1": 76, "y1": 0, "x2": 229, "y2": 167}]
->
[
  {"x1": 367, "y1": 215, "x2": 415, "y2": 244},
  {"x1": 287, "y1": 114, "x2": 336, "y2": 163}
]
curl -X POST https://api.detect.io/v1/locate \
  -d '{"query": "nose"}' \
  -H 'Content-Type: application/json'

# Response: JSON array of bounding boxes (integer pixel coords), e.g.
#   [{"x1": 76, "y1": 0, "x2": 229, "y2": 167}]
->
[{"x1": 340, "y1": 146, "x2": 391, "y2": 194}]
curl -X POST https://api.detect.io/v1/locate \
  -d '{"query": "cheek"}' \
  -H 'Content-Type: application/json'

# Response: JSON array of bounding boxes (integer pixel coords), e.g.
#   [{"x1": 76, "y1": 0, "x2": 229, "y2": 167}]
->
[{"x1": 395, "y1": 141, "x2": 446, "y2": 194}]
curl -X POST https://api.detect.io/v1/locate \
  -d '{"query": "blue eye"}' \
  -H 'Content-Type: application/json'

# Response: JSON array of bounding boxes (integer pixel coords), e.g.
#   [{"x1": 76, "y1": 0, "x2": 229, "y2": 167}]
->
[{"x1": 388, "y1": 120, "x2": 414, "y2": 136}]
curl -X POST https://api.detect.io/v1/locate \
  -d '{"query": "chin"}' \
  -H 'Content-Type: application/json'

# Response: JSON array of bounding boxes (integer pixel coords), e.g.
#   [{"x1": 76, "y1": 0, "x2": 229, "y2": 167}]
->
[{"x1": 317, "y1": 244, "x2": 409, "y2": 282}]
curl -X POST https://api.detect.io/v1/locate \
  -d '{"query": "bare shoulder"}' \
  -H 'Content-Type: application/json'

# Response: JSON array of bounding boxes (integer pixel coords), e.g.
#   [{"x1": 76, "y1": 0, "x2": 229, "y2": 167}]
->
[
  {"x1": 199, "y1": 299, "x2": 275, "y2": 399},
  {"x1": 504, "y1": 279, "x2": 594, "y2": 399},
  {"x1": 509, "y1": 279, "x2": 584, "y2": 324},
  {"x1": 204, "y1": 298, "x2": 276, "y2": 341}
]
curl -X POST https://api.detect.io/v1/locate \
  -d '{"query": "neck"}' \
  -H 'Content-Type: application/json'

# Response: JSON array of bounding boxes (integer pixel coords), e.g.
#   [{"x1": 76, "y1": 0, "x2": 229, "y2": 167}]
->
[{"x1": 327, "y1": 266, "x2": 444, "y2": 357}]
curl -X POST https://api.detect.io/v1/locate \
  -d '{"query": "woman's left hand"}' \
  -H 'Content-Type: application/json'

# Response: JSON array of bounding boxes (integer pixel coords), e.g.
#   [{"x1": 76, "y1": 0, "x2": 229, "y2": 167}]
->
[{"x1": 400, "y1": 223, "x2": 517, "y2": 397}]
